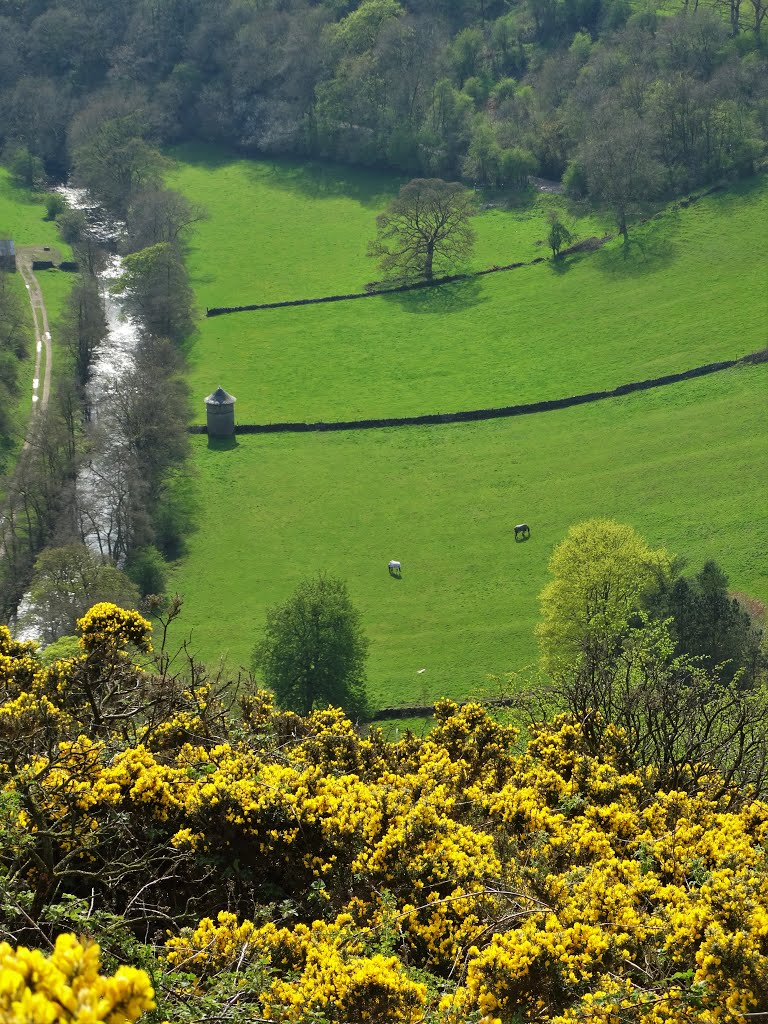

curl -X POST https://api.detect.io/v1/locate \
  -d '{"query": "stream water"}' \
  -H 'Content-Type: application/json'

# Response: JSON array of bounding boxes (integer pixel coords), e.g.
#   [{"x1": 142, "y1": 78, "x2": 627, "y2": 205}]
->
[{"x1": 14, "y1": 188, "x2": 142, "y2": 641}]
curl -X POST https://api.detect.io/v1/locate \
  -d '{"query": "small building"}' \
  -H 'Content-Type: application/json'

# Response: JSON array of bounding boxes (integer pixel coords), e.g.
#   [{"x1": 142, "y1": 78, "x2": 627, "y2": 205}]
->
[
  {"x1": 0, "y1": 240, "x2": 16, "y2": 272},
  {"x1": 204, "y1": 386, "x2": 237, "y2": 438}
]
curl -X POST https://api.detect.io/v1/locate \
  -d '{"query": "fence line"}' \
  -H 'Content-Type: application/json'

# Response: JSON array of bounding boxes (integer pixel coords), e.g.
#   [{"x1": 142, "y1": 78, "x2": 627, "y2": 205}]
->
[
  {"x1": 189, "y1": 350, "x2": 766, "y2": 437},
  {"x1": 204, "y1": 184, "x2": 727, "y2": 318}
]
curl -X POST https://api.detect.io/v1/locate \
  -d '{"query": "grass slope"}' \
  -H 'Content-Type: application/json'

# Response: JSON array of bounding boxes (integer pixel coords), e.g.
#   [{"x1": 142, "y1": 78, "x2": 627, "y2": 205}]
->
[
  {"x1": 168, "y1": 363, "x2": 768, "y2": 708},
  {"x1": 168, "y1": 146, "x2": 767, "y2": 425},
  {"x1": 167, "y1": 142, "x2": 609, "y2": 306},
  {"x1": 0, "y1": 169, "x2": 67, "y2": 250}
]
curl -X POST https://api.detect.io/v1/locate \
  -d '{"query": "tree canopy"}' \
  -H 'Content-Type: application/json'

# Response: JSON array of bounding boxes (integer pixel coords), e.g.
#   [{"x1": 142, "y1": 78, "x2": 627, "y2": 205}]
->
[
  {"x1": 537, "y1": 519, "x2": 672, "y2": 677},
  {"x1": 368, "y1": 177, "x2": 477, "y2": 282},
  {"x1": 253, "y1": 574, "x2": 370, "y2": 718}
]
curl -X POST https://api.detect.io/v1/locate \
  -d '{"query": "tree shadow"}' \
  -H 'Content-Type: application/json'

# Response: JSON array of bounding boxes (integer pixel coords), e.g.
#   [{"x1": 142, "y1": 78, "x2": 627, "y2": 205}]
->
[
  {"x1": 167, "y1": 141, "x2": 241, "y2": 172},
  {"x1": 549, "y1": 254, "x2": 575, "y2": 276},
  {"x1": 253, "y1": 159, "x2": 402, "y2": 209},
  {"x1": 593, "y1": 227, "x2": 677, "y2": 280},
  {"x1": 169, "y1": 140, "x2": 402, "y2": 208},
  {"x1": 475, "y1": 185, "x2": 540, "y2": 214},
  {"x1": 381, "y1": 276, "x2": 486, "y2": 314},
  {"x1": 0, "y1": 175, "x2": 43, "y2": 207}
]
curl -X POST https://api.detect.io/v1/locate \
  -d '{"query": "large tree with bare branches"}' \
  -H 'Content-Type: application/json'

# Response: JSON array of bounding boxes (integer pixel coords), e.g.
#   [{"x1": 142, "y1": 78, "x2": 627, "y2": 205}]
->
[{"x1": 368, "y1": 177, "x2": 477, "y2": 283}]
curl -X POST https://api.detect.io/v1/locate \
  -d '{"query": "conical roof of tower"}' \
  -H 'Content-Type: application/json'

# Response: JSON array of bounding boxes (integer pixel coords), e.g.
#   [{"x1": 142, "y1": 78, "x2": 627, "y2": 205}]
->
[{"x1": 204, "y1": 386, "x2": 236, "y2": 405}]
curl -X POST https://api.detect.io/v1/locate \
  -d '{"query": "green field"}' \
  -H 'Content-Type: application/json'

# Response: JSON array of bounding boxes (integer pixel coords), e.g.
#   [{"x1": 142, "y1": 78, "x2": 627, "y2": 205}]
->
[
  {"x1": 165, "y1": 150, "x2": 768, "y2": 706},
  {"x1": 168, "y1": 363, "x2": 768, "y2": 707},
  {"x1": 168, "y1": 148, "x2": 766, "y2": 426},
  {"x1": 0, "y1": 169, "x2": 68, "y2": 251}
]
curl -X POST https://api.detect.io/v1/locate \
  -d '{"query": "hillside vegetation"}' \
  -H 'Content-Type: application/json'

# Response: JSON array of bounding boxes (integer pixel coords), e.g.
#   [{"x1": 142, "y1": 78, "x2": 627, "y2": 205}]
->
[{"x1": 2, "y1": 604, "x2": 768, "y2": 1023}]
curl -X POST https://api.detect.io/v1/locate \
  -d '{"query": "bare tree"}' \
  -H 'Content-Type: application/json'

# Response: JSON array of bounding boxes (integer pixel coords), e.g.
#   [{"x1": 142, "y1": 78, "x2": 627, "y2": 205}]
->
[
  {"x1": 368, "y1": 177, "x2": 477, "y2": 282},
  {"x1": 536, "y1": 620, "x2": 768, "y2": 805}
]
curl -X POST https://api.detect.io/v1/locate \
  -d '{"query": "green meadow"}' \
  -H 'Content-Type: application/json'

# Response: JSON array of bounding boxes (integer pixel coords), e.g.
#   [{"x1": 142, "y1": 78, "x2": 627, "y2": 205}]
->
[
  {"x1": 165, "y1": 149, "x2": 768, "y2": 706},
  {"x1": 0, "y1": 168, "x2": 68, "y2": 251},
  {"x1": 168, "y1": 148, "x2": 766, "y2": 426},
  {"x1": 168, "y1": 364, "x2": 768, "y2": 707}
]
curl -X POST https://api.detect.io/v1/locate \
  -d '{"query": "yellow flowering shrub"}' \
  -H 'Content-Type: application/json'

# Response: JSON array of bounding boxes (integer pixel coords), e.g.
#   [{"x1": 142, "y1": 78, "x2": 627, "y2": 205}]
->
[
  {"x1": 76, "y1": 604, "x2": 153, "y2": 654},
  {"x1": 1, "y1": 608, "x2": 767, "y2": 1024},
  {"x1": 0, "y1": 934, "x2": 154, "y2": 1024}
]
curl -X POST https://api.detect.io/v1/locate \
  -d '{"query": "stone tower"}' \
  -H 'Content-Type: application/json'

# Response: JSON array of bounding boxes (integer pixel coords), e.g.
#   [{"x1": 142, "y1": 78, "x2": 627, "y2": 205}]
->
[{"x1": 204, "y1": 386, "x2": 236, "y2": 438}]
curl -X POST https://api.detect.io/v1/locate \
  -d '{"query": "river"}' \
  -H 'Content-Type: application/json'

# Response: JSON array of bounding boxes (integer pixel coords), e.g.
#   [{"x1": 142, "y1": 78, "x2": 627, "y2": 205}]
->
[{"x1": 14, "y1": 188, "x2": 143, "y2": 641}]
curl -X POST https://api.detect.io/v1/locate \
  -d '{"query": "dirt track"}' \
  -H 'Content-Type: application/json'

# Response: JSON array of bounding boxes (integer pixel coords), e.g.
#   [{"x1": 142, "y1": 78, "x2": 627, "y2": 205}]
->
[{"x1": 16, "y1": 247, "x2": 53, "y2": 441}]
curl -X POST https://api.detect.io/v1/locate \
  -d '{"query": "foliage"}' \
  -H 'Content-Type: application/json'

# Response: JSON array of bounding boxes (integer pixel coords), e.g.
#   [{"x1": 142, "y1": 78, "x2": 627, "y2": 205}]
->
[
  {"x1": 533, "y1": 616, "x2": 768, "y2": 800},
  {"x1": 43, "y1": 192, "x2": 65, "y2": 221},
  {"x1": 1, "y1": 615, "x2": 768, "y2": 1022},
  {"x1": 124, "y1": 545, "x2": 168, "y2": 600},
  {"x1": 253, "y1": 573, "x2": 370, "y2": 718},
  {"x1": 117, "y1": 243, "x2": 194, "y2": 341},
  {"x1": 643, "y1": 559, "x2": 764, "y2": 684},
  {"x1": 547, "y1": 209, "x2": 573, "y2": 258},
  {"x1": 537, "y1": 519, "x2": 672, "y2": 679},
  {"x1": 21, "y1": 545, "x2": 141, "y2": 645},
  {"x1": 5, "y1": 145, "x2": 45, "y2": 190},
  {"x1": 0, "y1": 934, "x2": 155, "y2": 1023},
  {"x1": 368, "y1": 177, "x2": 477, "y2": 282}
]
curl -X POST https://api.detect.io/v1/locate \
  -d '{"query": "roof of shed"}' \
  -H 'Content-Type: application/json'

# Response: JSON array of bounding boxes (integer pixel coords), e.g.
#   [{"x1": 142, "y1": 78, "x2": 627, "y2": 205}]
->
[{"x1": 205, "y1": 386, "x2": 236, "y2": 405}]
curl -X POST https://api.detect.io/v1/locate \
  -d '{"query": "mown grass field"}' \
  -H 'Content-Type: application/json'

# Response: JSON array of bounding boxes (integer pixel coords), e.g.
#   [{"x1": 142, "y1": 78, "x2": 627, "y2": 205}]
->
[
  {"x1": 168, "y1": 147, "x2": 766, "y2": 426},
  {"x1": 168, "y1": 363, "x2": 768, "y2": 708}
]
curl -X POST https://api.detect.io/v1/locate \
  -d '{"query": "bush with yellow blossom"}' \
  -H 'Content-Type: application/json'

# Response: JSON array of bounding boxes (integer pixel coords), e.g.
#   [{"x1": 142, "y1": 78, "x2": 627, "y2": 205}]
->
[
  {"x1": 0, "y1": 934, "x2": 154, "y2": 1024},
  {"x1": 0, "y1": 602, "x2": 767, "y2": 1024}
]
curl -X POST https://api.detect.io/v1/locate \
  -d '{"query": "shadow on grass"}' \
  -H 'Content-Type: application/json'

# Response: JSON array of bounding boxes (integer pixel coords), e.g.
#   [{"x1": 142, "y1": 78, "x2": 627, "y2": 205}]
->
[
  {"x1": 167, "y1": 142, "x2": 240, "y2": 172},
  {"x1": 256, "y1": 160, "x2": 401, "y2": 208},
  {"x1": 207, "y1": 435, "x2": 239, "y2": 452},
  {"x1": 701, "y1": 174, "x2": 767, "y2": 210},
  {"x1": 549, "y1": 254, "x2": 576, "y2": 276},
  {"x1": 168, "y1": 140, "x2": 401, "y2": 208},
  {"x1": 382, "y1": 276, "x2": 486, "y2": 314},
  {"x1": 593, "y1": 227, "x2": 677, "y2": 279}
]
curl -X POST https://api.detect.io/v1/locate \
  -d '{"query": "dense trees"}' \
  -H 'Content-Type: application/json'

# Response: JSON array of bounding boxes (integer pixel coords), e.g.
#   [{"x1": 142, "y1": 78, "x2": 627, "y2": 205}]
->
[
  {"x1": 643, "y1": 558, "x2": 764, "y2": 683},
  {"x1": 253, "y1": 574, "x2": 370, "y2": 718},
  {"x1": 368, "y1": 177, "x2": 477, "y2": 282},
  {"x1": 0, "y1": 0, "x2": 764, "y2": 222},
  {"x1": 0, "y1": 271, "x2": 27, "y2": 452},
  {"x1": 21, "y1": 543, "x2": 141, "y2": 643}
]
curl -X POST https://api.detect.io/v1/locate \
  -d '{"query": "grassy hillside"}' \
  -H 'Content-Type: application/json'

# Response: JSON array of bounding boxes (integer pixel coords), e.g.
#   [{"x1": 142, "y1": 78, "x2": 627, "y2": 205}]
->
[
  {"x1": 168, "y1": 147, "x2": 766, "y2": 426},
  {"x1": 168, "y1": 363, "x2": 768, "y2": 707},
  {"x1": 167, "y1": 142, "x2": 610, "y2": 304},
  {"x1": 0, "y1": 170, "x2": 68, "y2": 250}
]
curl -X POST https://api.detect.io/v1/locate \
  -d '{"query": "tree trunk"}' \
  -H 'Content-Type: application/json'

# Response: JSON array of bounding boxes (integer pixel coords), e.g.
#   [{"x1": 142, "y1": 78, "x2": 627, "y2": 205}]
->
[{"x1": 424, "y1": 242, "x2": 434, "y2": 280}]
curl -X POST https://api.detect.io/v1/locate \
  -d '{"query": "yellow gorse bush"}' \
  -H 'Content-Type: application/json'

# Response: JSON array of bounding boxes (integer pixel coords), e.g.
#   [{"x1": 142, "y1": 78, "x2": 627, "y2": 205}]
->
[
  {"x1": 0, "y1": 609, "x2": 767, "y2": 1024},
  {"x1": 0, "y1": 934, "x2": 154, "y2": 1024}
]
